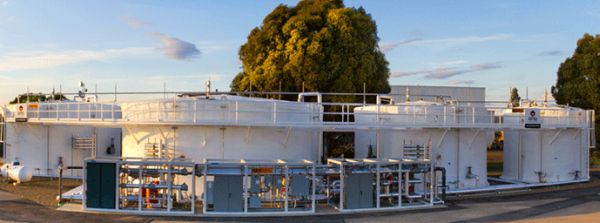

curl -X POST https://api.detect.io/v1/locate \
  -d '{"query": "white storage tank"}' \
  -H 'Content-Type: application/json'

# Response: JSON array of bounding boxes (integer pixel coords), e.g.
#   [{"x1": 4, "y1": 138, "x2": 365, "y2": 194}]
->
[
  {"x1": 0, "y1": 101, "x2": 123, "y2": 177},
  {"x1": 7, "y1": 165, "x2": 33, "y2": 183},
  {"x1": 120, "y1": 95, "x2": 322, "y2": 125},
  {"x1": 501, "y1": 106, "x2": 591, "y2": 183},
  {"x1": 354, "y1": 101, "x2": 493, "y2": 191},
  {"x1": 120, "y1": 95, "x2": 323, "y2": 161},
  {"x1": 119, "y1": 95, "x2": 323, "y2": 199}
]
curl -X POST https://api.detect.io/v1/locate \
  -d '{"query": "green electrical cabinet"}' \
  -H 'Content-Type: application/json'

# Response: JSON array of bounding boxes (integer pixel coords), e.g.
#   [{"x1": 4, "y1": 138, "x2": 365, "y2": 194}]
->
[
  {"x1": 86, "y1": 162, "x2": 116, "y2": 209},
  {"x1": 213, "y1": 175, "x2": 243, "y2": 212},
  {"x1": 344, "y1": 173, "x2": 374, "y2": 209}
]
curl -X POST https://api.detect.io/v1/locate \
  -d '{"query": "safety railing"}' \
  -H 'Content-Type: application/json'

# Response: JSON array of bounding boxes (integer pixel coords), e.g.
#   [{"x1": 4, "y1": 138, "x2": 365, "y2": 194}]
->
[
  {"x1": 119, "y1": 99, "x2": 323, "y2": 125},
  {"x1": 7, "y1": 102, "x2": 123, "y2": 121},
  {"x1": 2, "y1": 98, "x2": 593, "y2": 129}
]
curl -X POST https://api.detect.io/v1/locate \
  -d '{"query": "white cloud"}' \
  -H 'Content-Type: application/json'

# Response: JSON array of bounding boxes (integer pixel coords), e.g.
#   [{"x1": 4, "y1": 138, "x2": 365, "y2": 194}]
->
[
  {"x1": 448, "y1": 80, "x2": 475, "y2": 85},
  {"x1": 0, "y1": 47, "x2": 152, "y2": 72},
  {"x1": 537, "y1": 50, "x2": 562, "y2": 56},
  {"x1": 120, "y1": 16, "x2": 204, "y2": 60},
  {"x1": 379, "y1": 38, "x2": 422, "y2": 52},
  {"x1": 431, "y1": 60, "x2": 468, "y2": 66},
  {"x1": 424, "y1": 34, "x2": 513, "y2": 45},
  {"x1": 121, "y1": 16, "x2": 151, "y2": 29},
  {"x1": 146, "y1": 74, "x2": 223, "y2": 82},
  {"x1": 0, "y1": 0, "x2": 11, "y2": 7},
  {"x1": 151, "y1": 32, "x2": 201, "y2": 60},
  {"x1": 380, "y1": 34, "x2": 513, "y2": 52},
  {"x1": 196, "y1": 41, "x2": 229, "y2": 54},
  {"x1": 390, "y1": 62, "x2": 502, "y2": 79}
]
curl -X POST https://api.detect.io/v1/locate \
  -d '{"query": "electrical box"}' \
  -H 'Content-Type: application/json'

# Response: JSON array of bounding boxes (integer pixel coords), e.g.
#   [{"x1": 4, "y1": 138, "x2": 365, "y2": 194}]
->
[
  {"x1": 85, "y1": 162, "x2": 116, "y2": 209},
  {"x1": 250, "y1": 176, "x2": 261, "y2": 193},
  {"x1": 290, "y1": 175, "x2": 310, "y2": 197},
  {"x1": 249, "y1": 197, "x2": 261, "y2": 208},
  {"x1": 344, "y1": 173, "x2": 373, "y2": 209},
  {"x1": 205, "y1": 181, "x2": 214, "y2": 205},
  {"x1": 213, "y1": 175, "x2": 243, "y2": 212}
]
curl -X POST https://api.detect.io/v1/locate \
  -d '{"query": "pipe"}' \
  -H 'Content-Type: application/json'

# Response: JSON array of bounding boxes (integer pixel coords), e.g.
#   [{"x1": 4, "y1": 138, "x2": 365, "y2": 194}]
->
[
  {"x1": 58, "y1": 166, "x2": 63, "y2": 205},
  {"x1": 434, "y1": 167, "x2": 446, "y2": 200},
  {"x1": 121, "y1": 168, "x2": 189, "y2": 176},
  {"x1": 447, "y1": 178, "x2": 589, "y2": 194},
  {"x1": 120, "y1": 183, "x2": 188, "y2": 191}
]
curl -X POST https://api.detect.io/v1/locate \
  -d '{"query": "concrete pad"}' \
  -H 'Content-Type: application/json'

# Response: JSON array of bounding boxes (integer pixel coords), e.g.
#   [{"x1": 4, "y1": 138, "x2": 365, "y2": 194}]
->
[
  {"x1": 0, "y1": 190, "x2": 19, "y2": 201},
  {"x1": 516, "y1": 200, "x2": 600, "y2": 221},
  {"x1": 344, "y1": 198, "x2": 566, "y2": 223},
  {"x1": 56, "y1": 203, "x2": 84, "y2": 212}
]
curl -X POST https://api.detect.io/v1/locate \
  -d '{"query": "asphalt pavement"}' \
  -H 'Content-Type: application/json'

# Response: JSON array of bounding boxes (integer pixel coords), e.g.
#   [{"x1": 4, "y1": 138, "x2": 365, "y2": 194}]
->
[{"x1": 2, "y1": 175, "x2": 600, "y2": 223}]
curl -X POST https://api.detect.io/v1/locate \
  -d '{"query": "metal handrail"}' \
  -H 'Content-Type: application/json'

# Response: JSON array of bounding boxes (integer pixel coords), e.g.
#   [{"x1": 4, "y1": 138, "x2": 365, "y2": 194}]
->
[{"x1": 2, "y1": 98, "x2": 592, "y2": 129}]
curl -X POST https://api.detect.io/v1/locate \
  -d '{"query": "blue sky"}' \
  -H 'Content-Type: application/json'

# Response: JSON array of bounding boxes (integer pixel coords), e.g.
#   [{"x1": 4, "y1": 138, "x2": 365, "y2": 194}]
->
[{"x1": 0, "y1": 0, "x2": 599, "y2": 104}]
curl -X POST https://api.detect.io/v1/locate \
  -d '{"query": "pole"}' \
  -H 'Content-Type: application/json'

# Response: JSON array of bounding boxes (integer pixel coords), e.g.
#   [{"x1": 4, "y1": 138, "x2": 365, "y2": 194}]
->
[
  {"x1": 58, "y1": 166, "x2": 63, "y2": 206},
  {"x1": 114, "y1": 84, "x2": 117, "y2": 102},
  {"x1": 363, "y1": 82, "x2": 366, "y2": 105}
]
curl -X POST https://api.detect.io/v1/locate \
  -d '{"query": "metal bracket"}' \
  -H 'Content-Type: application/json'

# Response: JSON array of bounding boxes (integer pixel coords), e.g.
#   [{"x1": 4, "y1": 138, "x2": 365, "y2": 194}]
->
[
  {"x1": 467, "y1": 129, "x2": 481, "y2": 149},
  {"x1": 573, "y1": 128, "x2": 581, "y2": 140},
  {"x1": 157, "y1": 127, "x2": 168, "y2": 140},
  {"x1": 437, "y1": 128, "x2": 449, "y2": 149},
  {"x1": 124, "y1": 125, "x2": 139, "y2": 143},
  {"x1": 549, "y1": 129, "x2": 563, "y2": 145},
  {"x1": 283, "y1": 127, "x2": 292, "y2": 148},
  {"x1": 245, "y1": 126, "x2": 252, "y2": 143}
]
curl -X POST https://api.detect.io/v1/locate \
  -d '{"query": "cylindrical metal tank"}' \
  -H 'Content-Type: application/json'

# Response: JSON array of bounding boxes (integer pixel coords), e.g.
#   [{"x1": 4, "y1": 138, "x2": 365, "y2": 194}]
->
[
  {"x1": 8, "y1": 165, "x2": 33, "y2": 183},
  {"x1": 120, "y1": 95, "x2": 322, "y2": 125},
  {"x1": 501, "y1": 106, "x2": 589, "y2": 183},
  {"x1": 354, "y1": 101, "x2": 493, "y2": 191},
  {"x1": 1, "y1": 163, "x2": 33, "y2": 183},
  {"x1": 120, "y1": 95, "x2": 324, "y2": 161}
]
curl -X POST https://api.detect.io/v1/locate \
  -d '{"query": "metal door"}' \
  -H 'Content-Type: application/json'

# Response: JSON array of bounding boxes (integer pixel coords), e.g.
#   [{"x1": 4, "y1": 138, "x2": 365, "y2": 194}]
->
[
  {"x1": 213, "y1": 175, "x2": 230, "y2": 212},
  {"x1": 344, "y1": 174, "x2": 361, "y2": 209},
  {"x1": 227, "y1": 175, "x2": 243, "y2": 211},
  {"x1": 359, "y1": 174, "x2": 373, "y2": 208}
]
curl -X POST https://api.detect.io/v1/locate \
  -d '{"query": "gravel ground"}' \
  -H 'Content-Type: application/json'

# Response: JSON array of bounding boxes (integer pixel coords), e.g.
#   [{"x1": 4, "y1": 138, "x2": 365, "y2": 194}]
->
[{"x1": 0, "y1": 176, "x2": 81, "y2": 207}]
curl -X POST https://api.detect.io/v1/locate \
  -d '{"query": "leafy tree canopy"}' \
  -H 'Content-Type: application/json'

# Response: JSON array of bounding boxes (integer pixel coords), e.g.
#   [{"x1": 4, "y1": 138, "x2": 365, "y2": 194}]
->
[
  {"x1": 552, "y1": 33, "x2": 600, "y2": 162},
  {"x1": 552, "y1": 33, "x2": 600, "y2": 110},
  {"x1": 9, "y1": 93, "x2": 67, "y2": 104},
  {"x1": 510, "y1": 88, "x2": 521, "y2": 107},
  {"x1": 230, "y1": 0, "x2": 390, "y2": 99}
]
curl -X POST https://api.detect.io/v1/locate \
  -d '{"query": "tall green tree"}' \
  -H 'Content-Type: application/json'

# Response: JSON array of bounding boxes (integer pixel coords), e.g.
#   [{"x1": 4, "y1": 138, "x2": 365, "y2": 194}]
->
[
  {"x1": 552, "y1": 33, "x2": 600, "y2": 110},
  {"x1": 552, "y1": 33, "x2": 600, "y2": 163},
  {"x1": 510, "y1": 88, "x2": 521, "y2": 107},
  {"x1": 231, "y1": 0, "x2": 390, "y2": 99}
]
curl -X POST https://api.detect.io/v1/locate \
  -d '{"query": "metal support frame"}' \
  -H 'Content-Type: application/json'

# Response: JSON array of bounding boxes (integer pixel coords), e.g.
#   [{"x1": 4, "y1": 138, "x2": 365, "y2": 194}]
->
[
  {"x1": 83, "y1": 157, "x2": 196, "y2": 215},
  {"x1": 203, "y1": 159, "x2": 316, "y2": 216},
  {"x1": 329, "y1": 158, "x2": 438, "y2": 213}
]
